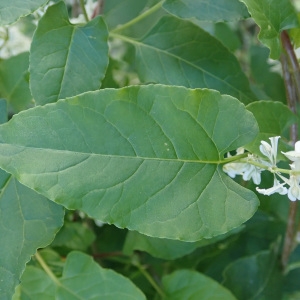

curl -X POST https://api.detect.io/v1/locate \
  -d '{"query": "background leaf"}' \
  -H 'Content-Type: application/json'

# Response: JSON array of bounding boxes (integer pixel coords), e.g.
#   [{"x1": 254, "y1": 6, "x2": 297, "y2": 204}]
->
[
  {"x1": 0, "y1": 174, "x2": 64, "y2": 300},
  {"x1": 113, "y1": 16, "x2": 256, "y2": 103},
  {"x1": 245, "y1": 101, "x2": 296, "y2": 158},
  {"x1": 0, "y1": 85, "x2": 259, "y2": 241},
  {"x1": 162, "y1": 270, "x2": 237, "y2": 299},
  {"x1": 163, "y1": 0, "x2": 249, "y2": 22},
  {"x1": 240, "y1": 0, "x2": 299, "y2": 59},
  {"x1": 15, "y1": 251, "x2": 146, "y2": 299},
  {"x1": 0, "y1": 0, "x2": 47, "y2": 25},
  {"x1": 30, "y1": 1, "x2": 109, "y2": 105},
  {"x1": 0, "y1": 52, "x2": 33, "y2": 113},
  {"x1": 222, "y1": 247, "x2": 283, "y2": 300}
]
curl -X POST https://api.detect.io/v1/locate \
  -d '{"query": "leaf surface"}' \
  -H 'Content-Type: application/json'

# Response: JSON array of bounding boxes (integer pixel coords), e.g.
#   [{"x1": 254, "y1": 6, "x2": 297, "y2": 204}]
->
[
  {"x1": 163, "y1": 270, "x2": 237, "y2": 299},
  {"x1": 163, "y1": 0, "x2": 249, "y2": 22},
  {"x1": 15, "y1": 252, "x2": 146, "y2": 299},
  {"x1": 0, "y1": 85, "x2": 259, "y2": 241},
  {"x1": 240, "y1": 0, "x2": 299, "y2": 59},
  {"x1": 30, "y1": 1, "x2": 109, "y2": 105},
  {"x1": 0, "y1": 52, "x2": 33, "y2": 112},
  {"x1": 0, "y1": 0, "x2": 47, "y2": 25},
  {"x1": 114, "y1": 16, "x2": 256, "y2": 103},
  {"x1": 0, "y1": 173, "x2": 64, "y2": 300}
]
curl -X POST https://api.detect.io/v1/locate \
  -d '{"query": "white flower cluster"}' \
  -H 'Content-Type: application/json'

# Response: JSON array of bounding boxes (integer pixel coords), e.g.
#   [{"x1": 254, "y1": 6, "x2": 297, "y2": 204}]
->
[{"x1": 223, "y1": 136, "x2": 300, "y2": 201}]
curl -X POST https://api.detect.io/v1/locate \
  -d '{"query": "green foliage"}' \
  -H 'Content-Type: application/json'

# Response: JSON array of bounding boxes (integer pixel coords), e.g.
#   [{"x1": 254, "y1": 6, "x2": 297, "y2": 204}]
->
[{"x1": 0, "y1": 0, "x2": 300, "y2": 299}]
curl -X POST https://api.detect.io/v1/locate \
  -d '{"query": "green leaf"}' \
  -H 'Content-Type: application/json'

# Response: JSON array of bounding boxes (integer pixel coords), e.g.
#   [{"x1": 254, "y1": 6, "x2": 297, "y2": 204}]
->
[
  {"x1": 123, "y1": 231, "x2": 199, "y2": 260},
  {"x1": 113, "y1": 16, "x2": 256, "y2": 103},
  {"x1": 245, "y1": 101, "x2": 296, "y2": 158},
  {"x1": 30, "y1": 1, "x2": 109, "y2": 105},
  {"x1": 51, "y1": 222, "x2": 96, "y2": 251},
  {"x1": 0, "y1": 173, "x2": 64, "y2": 300},
  {"x1": 223, "y1": 248, "x2": 283, "y2": 300},
  {"x1": 16, "y1": 251, "x2": 146, "y2": 299},
  {"x1": 240, "y1": 0, "x2": 299, "y2": 59},
  {"x1": 0, "y1": 85, "x2": 259, "y2": 241},
  {"x1": 123, "y1": 227, "x2": 244, "y2": 260},
  {"x1": 163, "y1": 0, "x2": 249, "y2": 22},
  {"x1": 0, "y1": 0, "x2": 48, "y2": 25},
  {"x1": 0, "y1": 52, "x2": 33, "y2": 112},
  {"x1": 163, "y1": 270, "x2": 237, "y2": 300},
  {"x1": 249, "y1": 45, "x2": 286, "y2": 101}
]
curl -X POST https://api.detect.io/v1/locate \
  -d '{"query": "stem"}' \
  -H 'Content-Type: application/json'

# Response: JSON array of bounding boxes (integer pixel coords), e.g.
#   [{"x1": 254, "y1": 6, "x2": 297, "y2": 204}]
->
[
  {"x1": 79, "y1": 0, "x2": 89, "y2": 22},
  {"x1": 111, "y1": 1, "x2": 163, "y2": 33},
  {"x1": 280, "y1": 30, "x2": 299, "y2": 270},
  {"x1": 35, "y1": 251, "x2": 61, "y2": 285},
  {"x1": 133, "y1": 260, "x2": 165, "y2": 298}
]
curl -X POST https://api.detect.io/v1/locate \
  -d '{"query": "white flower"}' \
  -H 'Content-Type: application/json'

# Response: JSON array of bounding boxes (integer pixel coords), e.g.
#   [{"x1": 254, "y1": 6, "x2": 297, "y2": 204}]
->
[
  {"x1": 256, "y1": 177, "x2": 287, "y2": 196},
  {"x1": 287, "y1": 175, "x2": 300, "y2": 201},
  {"x1": 223, "y1": 148, "x2": 262, "y2": 184},
  {"x1": 282, "y1": 141, "x2": 300, "y2": 163},
  {"x1": 259, "y1": 136, "x2": 280, "y2": 166}
]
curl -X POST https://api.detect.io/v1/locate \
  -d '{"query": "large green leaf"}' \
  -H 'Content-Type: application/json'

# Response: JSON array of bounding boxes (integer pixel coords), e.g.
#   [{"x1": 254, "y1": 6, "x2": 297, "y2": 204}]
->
[
  {"x1": 0, "y1": 52, "x2": 33, "y2": 112},
  {"x1": 240, "y1": 0, "x2": 299, "y2": 59},
  {"x1": 15, "y1": 251, "x2": 146, "y2": 299},
  {"x1": 163, "y1": 0, "x2": 249, "y2": 22},
  {"x1": 30, "y1": 1, "x2": 109, "y2": 105},
  {"x1": 0, "y1": 85, "x2": 259, "y2": 241},
  {"x1": 0, "y1": 0, "x2": 48, "y2": 25},
  {"x1": 112, "y1": 16, "x2": 256, "y2": 104},
  {"x1": 0, "y1": 173, "x2": 64, "y2": 300},
  {"x1": 163, "y1": 270, "x2": 237, "y2": 299}
]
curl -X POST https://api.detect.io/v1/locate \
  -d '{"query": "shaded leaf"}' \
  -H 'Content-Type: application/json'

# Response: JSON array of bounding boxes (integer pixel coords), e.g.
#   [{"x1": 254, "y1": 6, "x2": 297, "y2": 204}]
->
[
  {"x1": 0, "y1": 0, "x2": 48, "y2": 25},
  {"x1": 113, "y1": 16, "x2": 256, "y2": 103},
  {"x1": 51, "y1": 222, "x2": 96, "y2": 251},
  {"x1": 163, "y1": 270, "x2": 237, "y2": 300},
  {"x1": 223, "y1": 248, "x2": 283, "y2": 300},
  {"x1": 16, "y1": 251, "x2": 146, "y2": 299},
  {"x1": 0, "y1": 52, "x2": 33, "y2": 112},
  {"x1": 163, "y1": 0, "x2": 249, "y2": 22},
  {"x1": 0, "y1": 173, "x2": 64, "y2": 300},
  {"x1": 245, "y1": 101, "x2": 296, "y2": 158},
  {"x1": 30, "y1": 1, "x2": 109, "y2": 105},
  {"x1": 0, "y1": 85, "x2": 259, "y2": 241},
  {"x1": 240, "y1": 0, "x2": 299, "y2": 59}
]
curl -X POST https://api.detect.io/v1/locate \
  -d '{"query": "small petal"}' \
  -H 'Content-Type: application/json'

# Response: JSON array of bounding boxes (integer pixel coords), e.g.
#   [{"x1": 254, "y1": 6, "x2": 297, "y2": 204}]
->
[
  {"x1": 287, "y1": 175, "x2": 300, "y2": 201},
  {"x1": 259, "y1": 136, "x2": 280, "y2": 166},
  {"x1": 242, "y1": 164, "x2": 261, "y2": 185},
  {"x1": 256, "y1": 178, "x2": 287, "y2": 196},
  {"x1": 282, "y1": 140, "x2": 300, "y2": 162}
]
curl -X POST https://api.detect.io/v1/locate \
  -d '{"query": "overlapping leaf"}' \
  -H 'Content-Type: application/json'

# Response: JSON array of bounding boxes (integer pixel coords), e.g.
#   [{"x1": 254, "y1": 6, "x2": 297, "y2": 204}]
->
[
  {"x1": 0, "y1": 0, "x2": 47, "y2": 25},
  {"x1": 15, "y1": 252, "x2": 146, "y2": 299},
  {"x1": 30, "y1": 1, "x2": 109, "y2": 105},
  {"x1": 163, "y1": 270, "x2": 237, "y2": 299},
  {"x1": 240, "y1": 0, "x2": 299, "y2": 59},
  {"x1": 0, "y1": 172, "x2": 64, "y2": 300},
  {"x1": 113, "y1": 16, "x2": 256, "y2": 103},
  {"x1": 163, "y1": 0, "x2": 249, "y2": 22},
  {"x1": 0, "y1": 52, "x2": 33, "y2": 112},
  {"x1": 0, "y1": 85, "x2": 259, "y2": 241}
]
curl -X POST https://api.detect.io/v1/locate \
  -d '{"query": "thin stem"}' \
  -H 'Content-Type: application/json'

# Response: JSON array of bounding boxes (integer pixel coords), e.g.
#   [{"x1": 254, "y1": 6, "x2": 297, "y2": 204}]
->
[
  {"x1": 35, "y1": 251, "x2": 61, "y2": 285},
  {"x1": 280, "y1": 30, "x2": 299, "y2": 270},
  {"x1": 111, "y1": 1, "x2": 164, "y2": 33},
  {"x1": 133, "y1": 260, "x2": 165, "y2": 298},
  {"x1": 79, "y1": 0, "x2": 89, "y2": 22}
]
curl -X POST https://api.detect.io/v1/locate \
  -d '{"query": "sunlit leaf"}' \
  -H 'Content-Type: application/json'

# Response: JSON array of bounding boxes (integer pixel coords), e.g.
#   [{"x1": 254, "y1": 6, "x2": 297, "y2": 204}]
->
[
  {"x1": 113, "y1": 16, "x2": 256, "y2": 103},
  {"x1": 30, "y1": 1, "x2": 109, "y2": 105},
  {"x1": 163, "y1": 0, "x2": 249, "y2": 22},
  {"x1": 0, "y1": 173, "x2": 64, "y2": 299},
  {"x1": 16, "y1": 251, "x2": 146, "y2": 299},
  {"x1": 0, "y1": 0, "x2": 48, "y2": 25},
  {"x1": 0, "y1": 85, "x2": 259, "y2": 241},
  {"x1": 240, "y1": 0, "x2": 299, "y2": 59},
  {"x1": 163, "y1": 270, "x2": 237, "y2": 299}
]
